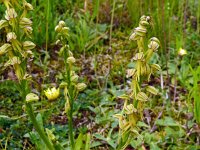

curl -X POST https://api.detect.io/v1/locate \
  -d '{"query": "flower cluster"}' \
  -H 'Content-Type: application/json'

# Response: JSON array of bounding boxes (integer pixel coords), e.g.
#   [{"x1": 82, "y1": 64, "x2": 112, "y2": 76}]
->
[
  {"x1": 115, "y1": 16, "x2": 161, "y2": 139},
  {"x1": 0, "y1": 0, "x2": 35, "y2": 80},
  {"x1": 55, "y1": 20, "x2": 86, "y2": 113}
]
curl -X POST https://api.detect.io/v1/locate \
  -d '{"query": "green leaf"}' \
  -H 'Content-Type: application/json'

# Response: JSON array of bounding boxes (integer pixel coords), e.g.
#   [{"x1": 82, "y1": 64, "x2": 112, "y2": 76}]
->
[
  {"x1": 164, "y1": 127, "x2": 185, "y2": 138},
  {"x1": 90, "y1": 141, "x2": 102, "y2": 148},
  {"x1": 137, "y1": 121, "x2": 149, "y2": 128},
  {"x1": 85, "y1": 133, "x2": 90, "y2": 150},
  {"x1": 155, "y1": 117, "x2": 179, "y2": 127},
  {"x1": 150, "y1": 142, "x2": 161, "y2": 150},
  {"x1": 0, "y1": 115, "x2": 14, "y2": 127},
  {"x1": 36, "y1": 113, "x2": 43, "y2": 129},
  {"x1": 75, "y1": 133, "x2": 83, "y2": 150}
]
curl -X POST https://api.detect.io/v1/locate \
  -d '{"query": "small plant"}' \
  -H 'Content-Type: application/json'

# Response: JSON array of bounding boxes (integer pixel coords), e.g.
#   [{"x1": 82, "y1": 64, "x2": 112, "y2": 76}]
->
[
  {"x1": 114, "y1": 15, "x2": 161, "y2": 149},
  {"x1": 55, "y1": 21, "x2": 87, "y2": 149}
]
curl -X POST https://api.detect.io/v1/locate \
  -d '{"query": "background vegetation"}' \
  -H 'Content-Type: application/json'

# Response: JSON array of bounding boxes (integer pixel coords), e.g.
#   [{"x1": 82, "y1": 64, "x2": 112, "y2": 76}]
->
[{"x1": 0, "y1": 0, "x2": 200, "y2": 149}]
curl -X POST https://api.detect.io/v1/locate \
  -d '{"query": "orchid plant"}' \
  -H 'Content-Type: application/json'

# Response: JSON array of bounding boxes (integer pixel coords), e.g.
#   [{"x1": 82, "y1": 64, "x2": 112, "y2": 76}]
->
[
  {"x1": 55, "y1": 20, "x2": 87, "y2": 149},
  {"x1": 0, "y1": 1, "x2": 55, "y2": 149},
  {"x1": 115, "y1": 15, "x2": 161, "y2": 149}
]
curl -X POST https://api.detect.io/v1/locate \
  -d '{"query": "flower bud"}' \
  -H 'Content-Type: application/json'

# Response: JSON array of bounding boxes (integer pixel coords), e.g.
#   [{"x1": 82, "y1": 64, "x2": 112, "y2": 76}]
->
[
  {"x1": 148, "y1": 37, "x2": 160, "y2": 51},
  {"x1": 24, "y1": 2, "x2": 33, "y2": 11},
  {"x1": 0, "y1": 20, "x2": 8, "y2": 29},
  {"x1": 151, "y1": 64, "x2": 161, "y2": 72},
  {"x1": 124, "y1": 104, "x2": 137, "y2": 115},
  {"x1": 55, "y1": 40, "x2": 60, "y2": 45},
  {"x1": 61, "y1": 27, "x2": 70, "y2": 36},
  {"x1": 76, "y1": 83, "x2": 87, "y2": 91},
  {"x1": 126, "y1": 69, "x2": 136, "y2": 78},
  {"x1": 58, "y1": 46, "x2": 65, "y2": 56},
  {"x1": 133, "y1": 52, "x2": 144, "y2": 61},
  {"x1": 26, "y1": 93, "x2": 39, "y2": 103},
  {"x1": 7, "y1": 32, "x2": 17, "y2": 42},
  {"x1": 146, "y1": 86, "x2": 158, "y2": 95},
  {"x1": 67, "y1": 56, "x2": 76, "y2": 64},
  {"x1": 55, "y1": 25, "x2": 62, "y2": 32},
  {"x1": 0, "y1": 43, "x2": 12, "y2": 55},
  {"x1": 178, "y1": 48, "x2": 187, "y2": 56},
  {"x1": 23, "y1": 41, "x2": 36, "y2": 50},
  {"x1": 5, "y1": 8, "x2": 17, "y2": 20},
  {"x1": 136, "y1": 92, "x2": 148, "y2": 101},
  {"x1": 59, "y1": 20, "x2": 65, "y2": 27},
  {"x1": 129, "y1": 32, "x2": 140, "y2": 41},
  {"x1": 24, "y1": 26, "x2": 33, "y2": 36},
  {"x1": 20, "y1": 17, "x2": 32, "y2": 27},
  {"x1": 140, "y1": 15, "x2": 149, "y2": 21},
  {"x1": 139, "y1": 21, "x2": 149, "y2": 28},
  {"x1": 134, "y1": 27, "x2": 147, "y2": 37},
  {"x1": 68, "y1": 50, "x2": 73, "y2": 57},
  {"x1": 71, "y1": 74, "x2": 79, "y2": 82},
  {"x1": 4, "y1": 56, "x2": 21, "y2": 67}
]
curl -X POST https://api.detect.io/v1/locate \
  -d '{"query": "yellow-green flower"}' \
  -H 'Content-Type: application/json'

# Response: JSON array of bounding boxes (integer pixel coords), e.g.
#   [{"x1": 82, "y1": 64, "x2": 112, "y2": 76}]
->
[
  {"x1": 76, "y1": 83, "x2": 87, "y2": 91},
  {"x1": 44, "y1": 87, "x2": 60, "y2": 101},
  {"x1": 5, "y1": 8, "x2": 17, "y2": 21}
]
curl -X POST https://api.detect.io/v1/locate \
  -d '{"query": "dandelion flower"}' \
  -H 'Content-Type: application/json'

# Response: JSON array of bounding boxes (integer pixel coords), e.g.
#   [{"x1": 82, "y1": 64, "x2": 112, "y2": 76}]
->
[{"x1": 44, "y1": 87, "x2": 60, "y2": 101}]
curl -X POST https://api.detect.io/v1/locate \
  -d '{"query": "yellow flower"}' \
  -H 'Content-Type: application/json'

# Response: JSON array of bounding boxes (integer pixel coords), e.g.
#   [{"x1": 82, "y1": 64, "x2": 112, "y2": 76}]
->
[
  {"x1": 178, "y1": 48, "x2": 187, "y2": 56},
  {"x1": 44, "y1": 87, "x2": 60, "y2": 101}
]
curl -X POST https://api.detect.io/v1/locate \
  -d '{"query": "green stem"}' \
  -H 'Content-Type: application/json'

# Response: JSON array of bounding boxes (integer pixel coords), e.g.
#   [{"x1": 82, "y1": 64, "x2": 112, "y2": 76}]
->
[
  {"x1": 68, "y1": 80, "x2": 75, "y2": 149},
  {"x1": 65, "y1": 56, "x2": 75, "y2": 149},
  {"x1": 68, "y1": 101, "x2": 74, "y2": 149},
  {"x1": 109, "y1": 0, "x2": 116, "y2": 47},
  {"x1": 137, "y1": 37, "x2": 144, "y2": 53},
  {"x1": 20, "y1": 80, "x2": 54, "y2": 149},
  {"x1": 45, "y1": 0, "x2": 50, "y2": 52},
  {"x1": 26, "y1": 103, "x2": 55, "y2": 150}
]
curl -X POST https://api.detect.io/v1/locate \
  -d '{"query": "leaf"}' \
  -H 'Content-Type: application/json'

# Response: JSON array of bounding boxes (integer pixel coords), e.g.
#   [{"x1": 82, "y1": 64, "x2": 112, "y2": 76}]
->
[
  {"x1": 75, "y1": 133, "x2": 83, "y2": 150},
  {"x1": 155, "y1": 117, "x2": 179, "y2": 127},
  {"x1": 93, "y1": 133, "x2": 116, "y2": 148},
  {"x1": 150, "y1": 142, "x2": 161, "y2": 150},
  {"x1": 36, "y1": 113, "x2": 43, "y2": 129},
  {"x1": 164, "y1": 127, "x2": 185, "y2": 138},
  {"x1": 85, "y1": 133, "x2": 91, "y2": 150},
  {"x1": 137, "y1": 121, "x2": 149, "y2": 128},
  {"x1": 90, "y1": 141, "x2": 102, "y2": 148},
  {"x1": 93, "y1": 133, "x2": 107, "y2": 141},
  {"x1": 0, "y1": 115, "x2": 14, "y2": 127}
]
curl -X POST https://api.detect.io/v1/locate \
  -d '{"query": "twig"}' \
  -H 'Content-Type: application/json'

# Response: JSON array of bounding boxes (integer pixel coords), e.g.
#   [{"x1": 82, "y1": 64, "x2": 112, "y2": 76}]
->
[{"x1": 150, "y1": 109, "x2": 163, "y2": 133}]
